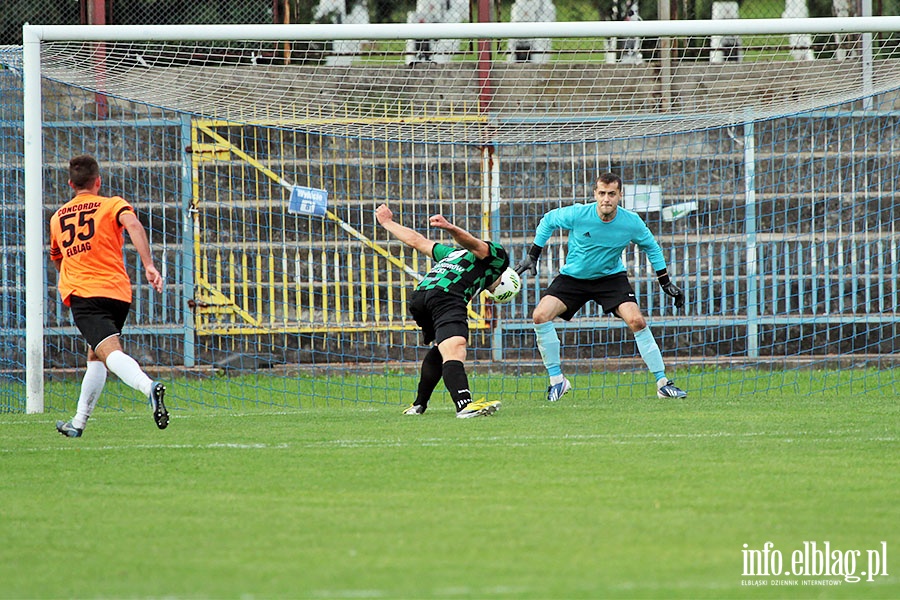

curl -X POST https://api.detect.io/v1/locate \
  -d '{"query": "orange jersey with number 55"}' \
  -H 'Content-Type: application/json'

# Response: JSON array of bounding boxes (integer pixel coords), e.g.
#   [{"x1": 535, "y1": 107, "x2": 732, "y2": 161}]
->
[{"x1": 49, "y1": 193, "x2": 135, "y2": 306}]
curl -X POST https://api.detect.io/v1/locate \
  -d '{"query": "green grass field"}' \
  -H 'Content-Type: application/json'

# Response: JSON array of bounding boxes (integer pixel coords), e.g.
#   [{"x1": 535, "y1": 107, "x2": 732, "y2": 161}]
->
[{"x1": 2, "y1": 376, "x2": 898, "y2": 599}]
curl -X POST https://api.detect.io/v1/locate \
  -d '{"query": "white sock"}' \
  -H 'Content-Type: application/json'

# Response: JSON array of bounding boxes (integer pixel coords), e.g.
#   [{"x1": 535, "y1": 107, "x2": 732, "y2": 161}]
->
[
  {"x1": 550, "y1": 374, "x2": 565, "y2": 385},
  {"x1": 105, "y1": 350, "x2": 154, "y2": 397},
  {"x1": 72, "y1": 360, "x2": 108, "y2": 430}
]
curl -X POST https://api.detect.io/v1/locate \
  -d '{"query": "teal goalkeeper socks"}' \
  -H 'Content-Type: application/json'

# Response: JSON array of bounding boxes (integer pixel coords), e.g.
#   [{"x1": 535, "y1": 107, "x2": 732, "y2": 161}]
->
[
  {"x1": 534, "y1": 321, "x2": 563, "y2": 377},
  {"x1": 634, "y1": 327, "x2": 665, "y2": 380}
]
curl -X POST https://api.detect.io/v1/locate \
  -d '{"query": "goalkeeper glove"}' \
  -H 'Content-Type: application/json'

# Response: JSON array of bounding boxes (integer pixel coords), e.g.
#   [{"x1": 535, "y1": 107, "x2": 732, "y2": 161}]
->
[
  {"x1": 514, "y1": 244, "x2": 543, "y2": 277},
  {"x1": 657, "y1": 270, "x2": 686, "y2": 308}
]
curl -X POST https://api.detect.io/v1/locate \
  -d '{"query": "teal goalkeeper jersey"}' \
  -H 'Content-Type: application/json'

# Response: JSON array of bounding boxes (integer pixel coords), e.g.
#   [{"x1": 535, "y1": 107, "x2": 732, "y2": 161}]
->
[
  {"x1": 534, "y1": 203, "x2": 667, "y2": 279},
  {"x1": 416, "y1": 241, "x2": 509, "y2": 301}
]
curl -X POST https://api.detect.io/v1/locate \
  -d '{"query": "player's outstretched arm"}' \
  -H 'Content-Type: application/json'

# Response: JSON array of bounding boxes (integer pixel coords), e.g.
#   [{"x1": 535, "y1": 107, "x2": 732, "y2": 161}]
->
[
  {"x1": 429, "y1": 214, "x2": 490, "y2": 259},
  {"x1": 120, "y1": 211, "x2": 163, "y2": 293},
  {"x1": 375, "y1": 204, "x2": 434, "y2": 256}
]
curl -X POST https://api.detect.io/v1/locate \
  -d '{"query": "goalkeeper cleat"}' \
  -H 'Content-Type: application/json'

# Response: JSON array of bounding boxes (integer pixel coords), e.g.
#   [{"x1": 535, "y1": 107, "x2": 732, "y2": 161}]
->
[
  {"x1": 56, "y1": 420, "x2": 83, "y2": 438},
  {"x1": 546, "y1": 377, "x2": 573, "y2": 402},
  {"x1": 456, "y1": 398, "x2": 501, "y2": 419},
  {"x1": 657, "y1": 378, "x2": 687, "y2": 399},
  {"x1": 149, "y1": 382, "x2": 169, "y2": 429},
  {"x1": 402, "y1": 404, "x2": 426, "y2": 415}
]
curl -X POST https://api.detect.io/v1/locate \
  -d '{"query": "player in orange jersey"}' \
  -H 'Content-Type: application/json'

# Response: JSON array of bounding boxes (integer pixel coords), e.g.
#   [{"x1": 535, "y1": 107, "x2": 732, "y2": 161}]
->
[{"x1": 49, "y1": 155, "x2": 168, "y2": 437}]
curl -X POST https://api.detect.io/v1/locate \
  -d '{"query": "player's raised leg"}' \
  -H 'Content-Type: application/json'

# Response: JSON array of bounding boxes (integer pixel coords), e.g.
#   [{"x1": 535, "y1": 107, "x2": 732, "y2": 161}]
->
[{"x1": 95, "y1": 335, "x2": 169, "y2": 428}]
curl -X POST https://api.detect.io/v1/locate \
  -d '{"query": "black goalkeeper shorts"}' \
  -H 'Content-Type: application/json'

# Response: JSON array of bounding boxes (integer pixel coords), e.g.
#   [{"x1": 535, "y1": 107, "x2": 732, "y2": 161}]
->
[{"x1": 544, "y1": 272, "x2": 638, "y2": 321}]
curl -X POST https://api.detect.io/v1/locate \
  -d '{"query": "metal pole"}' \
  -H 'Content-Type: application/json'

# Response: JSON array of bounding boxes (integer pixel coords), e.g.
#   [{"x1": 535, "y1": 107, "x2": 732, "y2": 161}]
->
[
  {"x1": 658, "y1": 0, "x2": 672, "y2": 112},
  {"x1": 488, "y1": 147, "x2": 505, "y2": 361},
  {"x1": 477, "y1": 0, "x2": 493, "y2": 113},
  {"x1": 862, "y1": 0, "x2": 874, "y2": 111},
  {"x1": 180, "y1": 115, "x2": 196, "y2": 367},
  {"x1": 87, "y1": 0, "x2": 109, "y2": 118},
  {"x1": 744, "y1": 121, "x2": 759, "y2": 359},
  {"x1": 23, "y1": 25, "x2": 44, "y2": 413}
]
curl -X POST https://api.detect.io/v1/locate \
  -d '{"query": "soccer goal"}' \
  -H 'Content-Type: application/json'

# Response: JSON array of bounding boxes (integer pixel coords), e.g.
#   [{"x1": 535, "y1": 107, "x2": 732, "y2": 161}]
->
[{"x1": 10, "y1": 17, "x2": 900, "y2": 413}]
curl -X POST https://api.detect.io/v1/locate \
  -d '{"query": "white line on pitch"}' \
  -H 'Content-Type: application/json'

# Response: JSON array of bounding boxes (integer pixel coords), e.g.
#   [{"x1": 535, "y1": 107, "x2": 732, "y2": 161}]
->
[{"x1": 4, "y1": 430, "x2": 893, "y2": 453}]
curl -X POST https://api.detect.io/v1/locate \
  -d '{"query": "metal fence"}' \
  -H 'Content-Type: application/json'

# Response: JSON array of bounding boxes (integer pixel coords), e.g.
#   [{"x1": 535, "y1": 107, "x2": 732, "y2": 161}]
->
[{"x1": 3, "y1": 79, "x2": 898, "y2": 369}]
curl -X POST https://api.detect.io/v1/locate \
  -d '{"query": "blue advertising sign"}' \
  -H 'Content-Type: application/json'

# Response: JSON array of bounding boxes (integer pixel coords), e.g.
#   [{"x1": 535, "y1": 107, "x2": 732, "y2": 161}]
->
[{"x1": 288, "y1": 186, "x2": 328, "y2": 216}]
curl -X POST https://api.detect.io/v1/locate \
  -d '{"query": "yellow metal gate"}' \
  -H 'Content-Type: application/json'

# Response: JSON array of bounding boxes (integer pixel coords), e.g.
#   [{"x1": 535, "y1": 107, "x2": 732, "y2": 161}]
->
[{"x1": 188, "y1": 119, "x2": 492, "y2": 337}]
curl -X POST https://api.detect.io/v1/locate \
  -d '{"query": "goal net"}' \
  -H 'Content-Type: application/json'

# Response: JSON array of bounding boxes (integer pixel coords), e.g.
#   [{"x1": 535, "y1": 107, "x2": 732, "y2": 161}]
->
[{"x1": 6, "y1": 18, "x2": 900, "y2": 413}]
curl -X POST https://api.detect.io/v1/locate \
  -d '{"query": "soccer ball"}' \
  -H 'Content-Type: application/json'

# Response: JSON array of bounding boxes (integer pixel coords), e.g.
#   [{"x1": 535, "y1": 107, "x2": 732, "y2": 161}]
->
[{"x1": 486, "y1": 268, "x2": 522, "y2": 304}]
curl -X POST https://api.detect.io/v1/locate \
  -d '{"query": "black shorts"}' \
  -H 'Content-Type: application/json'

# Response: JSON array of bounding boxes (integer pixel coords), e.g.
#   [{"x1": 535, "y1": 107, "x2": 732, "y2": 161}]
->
[
  {"x1": 69, "y1": 295, "x2": 131, "y2": 349},
  {"x1": 408, "y1": 289, "x2": 469, "y2": 345},
  {"x1": 544, "y1": 272, "x2": 638, "y2": 321}
]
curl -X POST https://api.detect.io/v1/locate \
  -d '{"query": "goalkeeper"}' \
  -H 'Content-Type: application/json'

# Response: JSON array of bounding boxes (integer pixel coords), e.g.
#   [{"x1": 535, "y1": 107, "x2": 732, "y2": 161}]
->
[
  {"x1": 376, "y1": 204, "x2": 510, "y2": 418},
  {"x1": 514, "y1": 172, "x2": 687, "y2": 401}
]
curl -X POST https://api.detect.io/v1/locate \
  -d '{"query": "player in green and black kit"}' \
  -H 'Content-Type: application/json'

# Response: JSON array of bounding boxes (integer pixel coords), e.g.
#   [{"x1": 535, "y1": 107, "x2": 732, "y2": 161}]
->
[{"x1": 375, "y1": 203, "x2": 512, "y2": 418}]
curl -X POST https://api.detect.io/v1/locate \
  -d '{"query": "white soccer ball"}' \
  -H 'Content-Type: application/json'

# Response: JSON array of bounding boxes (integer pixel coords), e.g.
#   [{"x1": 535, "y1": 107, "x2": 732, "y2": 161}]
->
[{"x1": 486, "y1": 268, "x2": 522, "y2": 304}]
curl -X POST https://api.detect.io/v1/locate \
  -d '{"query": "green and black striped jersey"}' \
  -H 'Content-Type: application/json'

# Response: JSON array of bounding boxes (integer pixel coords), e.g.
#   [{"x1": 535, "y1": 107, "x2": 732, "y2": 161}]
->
[{"x1": 416, "y1": 241, "x2": 509, "y2": 301}]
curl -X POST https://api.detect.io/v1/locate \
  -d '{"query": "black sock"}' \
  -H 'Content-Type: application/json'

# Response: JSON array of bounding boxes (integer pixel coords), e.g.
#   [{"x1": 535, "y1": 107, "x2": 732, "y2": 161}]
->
[
  {"x1": 442, "y1": 360, "x2": 472, "y2": 411},
  {"x1": 414, "y1": 346, "x2": 443, "y2": 408}
]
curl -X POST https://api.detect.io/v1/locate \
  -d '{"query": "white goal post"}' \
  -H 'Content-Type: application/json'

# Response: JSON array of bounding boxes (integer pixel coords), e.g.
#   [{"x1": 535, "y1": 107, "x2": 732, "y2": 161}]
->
[{"x1": 20, "y1": 17, "x2": 900, "y2": 412}]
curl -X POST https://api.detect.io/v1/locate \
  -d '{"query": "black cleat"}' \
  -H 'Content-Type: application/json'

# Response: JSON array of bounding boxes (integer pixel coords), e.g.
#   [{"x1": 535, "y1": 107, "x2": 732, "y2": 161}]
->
[
  {"x1": 56, "y1": 420, "x2": 83, "y2": 438},
  {"x1": 149, "y1": 382, "x2": 169, "y2": 429}
]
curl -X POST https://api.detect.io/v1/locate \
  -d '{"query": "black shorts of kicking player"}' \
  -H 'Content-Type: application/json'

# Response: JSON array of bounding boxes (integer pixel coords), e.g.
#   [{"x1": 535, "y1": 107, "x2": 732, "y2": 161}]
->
[
  {"x1": 543, "y1": 272, "x2": 638, "y2": 321},
  {"x1": 409, "y1": 288, "x2": 469, "y2": 345},
  {"x1": 69, "y1": 295, "x2": 131, "y2": 350}
]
